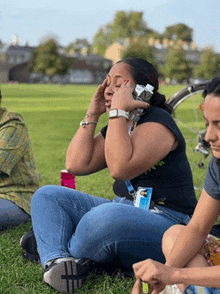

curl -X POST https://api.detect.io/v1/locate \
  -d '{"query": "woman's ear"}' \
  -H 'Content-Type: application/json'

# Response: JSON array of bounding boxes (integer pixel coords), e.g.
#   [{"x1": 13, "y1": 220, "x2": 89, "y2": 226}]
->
[{"x1": 199, "y1": 103, "x2": 204, "y2": 112}]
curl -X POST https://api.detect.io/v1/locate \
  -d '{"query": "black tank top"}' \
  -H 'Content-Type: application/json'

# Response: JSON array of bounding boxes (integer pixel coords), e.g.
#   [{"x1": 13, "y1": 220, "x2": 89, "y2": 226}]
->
[{"x1": 101, "y1": 107, "x2": 197, "y2": 215}]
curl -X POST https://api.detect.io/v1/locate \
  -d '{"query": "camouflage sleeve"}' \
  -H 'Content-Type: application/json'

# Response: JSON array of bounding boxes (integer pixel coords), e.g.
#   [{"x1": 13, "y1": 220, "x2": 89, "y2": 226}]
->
[{"x1": 0, "y1": 121, "x2": 28, "y2": 175}]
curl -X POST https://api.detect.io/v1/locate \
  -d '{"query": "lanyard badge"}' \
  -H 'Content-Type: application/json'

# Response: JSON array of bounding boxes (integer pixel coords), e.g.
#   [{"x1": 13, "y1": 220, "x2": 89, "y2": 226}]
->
[{"x1": 134, "y1": 187, "x2": 153, "y2": 210}]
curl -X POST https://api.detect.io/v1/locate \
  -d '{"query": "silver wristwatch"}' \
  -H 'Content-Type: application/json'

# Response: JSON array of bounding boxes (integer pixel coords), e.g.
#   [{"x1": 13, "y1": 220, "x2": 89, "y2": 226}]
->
[{"x1": 108, "y1": 109, "x2": 129, "y2": 119}]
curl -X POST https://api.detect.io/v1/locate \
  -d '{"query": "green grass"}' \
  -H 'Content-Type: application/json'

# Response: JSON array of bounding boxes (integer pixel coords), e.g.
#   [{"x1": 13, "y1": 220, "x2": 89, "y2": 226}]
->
[{"x1": 0, "y1": 83, "x2": 209, "y2": 293}]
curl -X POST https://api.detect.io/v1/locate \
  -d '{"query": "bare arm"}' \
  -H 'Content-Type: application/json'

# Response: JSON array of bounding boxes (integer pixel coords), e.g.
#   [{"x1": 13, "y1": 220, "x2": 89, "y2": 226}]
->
[
  {"x1": 175, "y1": 265, "x2": 220, "y2": 288},
  {"x1": 132, "y1": 190, "x2": 220, "y2": 294},
  {"x1": 105, "y1": 119, "x2": 177, "y2": 180},
  {"x1": 66, "y1": 80, "x2": 107, "y2": 175},
  {"x1": 66, "y1": 126, "x2": 106, "y2": 175},
  {"x1": 166, "y1": 189, "x2": 220, "y2": 268},
  {"x1": 132, "y1": 260, "x2": 220, "y2": 294},
  {"x1": 105, "y1": 81, "x2": 177, "y2": 180}
]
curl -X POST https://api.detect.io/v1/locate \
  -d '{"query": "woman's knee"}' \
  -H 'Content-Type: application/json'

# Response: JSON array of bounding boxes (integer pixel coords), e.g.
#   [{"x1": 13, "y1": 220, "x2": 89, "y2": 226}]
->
[
  {"x1": 78, "y1": 203, "x2": 120, "y2": 232},
  {"x1": 31, "y1": 185, "x2": 49, "y2": 203},
  {"x1": 69, "y1": 203, "x2": 136, "y2": 259},
  {"x1": 73, "y1": 203, "x2": 127, "y2": 244},
  {"x1": 162, "y1": 224, "x2": 185, "y2": 258},
  {"x1": 31, "y1": 185, "x2": 60, "y2": 210}
]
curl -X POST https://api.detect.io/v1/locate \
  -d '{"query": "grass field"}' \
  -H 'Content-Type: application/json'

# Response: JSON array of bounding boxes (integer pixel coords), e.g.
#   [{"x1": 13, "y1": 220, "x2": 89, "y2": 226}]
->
[{"x1": 0, "y1": 83, "x2": 210, "y2": 294}]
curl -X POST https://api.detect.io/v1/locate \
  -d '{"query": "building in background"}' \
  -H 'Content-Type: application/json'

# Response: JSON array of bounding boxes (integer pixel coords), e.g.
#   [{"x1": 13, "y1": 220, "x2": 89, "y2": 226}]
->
[
  {"x1": 104, "y1": 38, "x2": 204, "y2": 66},
  {"x1": 104, "y1": 42, "x2": 124, "y2": 64},
  {"x1": 1, "y1": 35, "x2": 112, "y2": 84},
  {"x1": 1, "y1": 34, "x2": 219, "y2": 84}
]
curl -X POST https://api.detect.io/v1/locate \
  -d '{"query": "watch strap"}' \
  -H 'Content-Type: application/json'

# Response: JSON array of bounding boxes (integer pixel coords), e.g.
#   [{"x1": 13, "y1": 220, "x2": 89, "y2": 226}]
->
[{"x1": 108, "y1": 109, "x2": 129, "y2": 119}]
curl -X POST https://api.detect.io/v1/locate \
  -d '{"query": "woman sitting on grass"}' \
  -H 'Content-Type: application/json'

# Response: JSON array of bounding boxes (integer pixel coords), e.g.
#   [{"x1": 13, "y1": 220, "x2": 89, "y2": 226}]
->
[
  {"x1": 30, "y1": 58, "x2": 197, "y2": 293},
  {"x1": 132, "y1": 76, "x2": 220, "y2": 294}
]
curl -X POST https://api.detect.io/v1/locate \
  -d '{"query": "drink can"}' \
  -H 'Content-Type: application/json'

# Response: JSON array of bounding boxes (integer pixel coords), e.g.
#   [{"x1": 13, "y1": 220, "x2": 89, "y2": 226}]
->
[
  {"x1": 60, "y1": 169, "x2": 76, "y2": 189},
  {"x1": 142, "y1": 282, "x2": 149, "y2": 294}
]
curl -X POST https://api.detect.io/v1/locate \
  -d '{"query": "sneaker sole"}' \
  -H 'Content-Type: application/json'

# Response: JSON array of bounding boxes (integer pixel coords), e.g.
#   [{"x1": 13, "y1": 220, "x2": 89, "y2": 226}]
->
[{"x1": 44, "y1": 259, "x2": 91, "y2": 293}]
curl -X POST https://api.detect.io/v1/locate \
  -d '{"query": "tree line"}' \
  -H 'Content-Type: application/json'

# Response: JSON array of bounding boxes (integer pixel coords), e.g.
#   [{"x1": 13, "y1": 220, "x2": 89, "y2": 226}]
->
[{"x1": 21, "y1": 10, "x2": 220, "y2": 83}]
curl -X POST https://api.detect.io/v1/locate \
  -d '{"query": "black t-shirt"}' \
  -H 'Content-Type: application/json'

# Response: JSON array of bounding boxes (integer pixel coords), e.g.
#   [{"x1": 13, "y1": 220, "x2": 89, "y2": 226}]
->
[{"x1": 101, "y1": 107, "x2": 197, "y2": 215}]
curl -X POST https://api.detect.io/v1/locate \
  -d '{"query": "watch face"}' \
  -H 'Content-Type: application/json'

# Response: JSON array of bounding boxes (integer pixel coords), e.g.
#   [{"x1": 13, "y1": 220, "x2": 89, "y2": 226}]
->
[{"x1": 109, "y1": 109, "x2": 118, "y2": 117}]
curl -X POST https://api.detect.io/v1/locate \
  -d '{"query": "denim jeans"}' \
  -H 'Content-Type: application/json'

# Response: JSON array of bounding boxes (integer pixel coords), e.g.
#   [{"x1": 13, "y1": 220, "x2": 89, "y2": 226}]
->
[
  {"x1": 0, "y1": 199, "x2": 30, "y2": 231},
  {"x1": 31, "y1": 185, "x2": 191, "y2": 269}
]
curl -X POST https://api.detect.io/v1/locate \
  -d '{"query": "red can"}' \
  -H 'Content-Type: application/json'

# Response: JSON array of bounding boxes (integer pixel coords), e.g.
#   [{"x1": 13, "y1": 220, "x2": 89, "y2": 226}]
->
[{"x1": 60, "y1": 169, "x2": 76, "y2": 189}]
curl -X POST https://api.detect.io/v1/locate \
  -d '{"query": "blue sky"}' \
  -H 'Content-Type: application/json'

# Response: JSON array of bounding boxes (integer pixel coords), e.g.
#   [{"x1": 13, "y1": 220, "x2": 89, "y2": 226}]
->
[{"x1": 1, "y1": 0, "x2": 220, "y2": 53}]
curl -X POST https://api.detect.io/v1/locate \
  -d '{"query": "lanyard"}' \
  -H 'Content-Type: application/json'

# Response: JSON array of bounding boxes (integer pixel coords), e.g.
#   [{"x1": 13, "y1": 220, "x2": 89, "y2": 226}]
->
[
  {"x1": 124, "y1": 122, "x2": 136, "y2": 196},
  {"x1": 125, "y1": 179, "x2": 135, "y2": 195}
]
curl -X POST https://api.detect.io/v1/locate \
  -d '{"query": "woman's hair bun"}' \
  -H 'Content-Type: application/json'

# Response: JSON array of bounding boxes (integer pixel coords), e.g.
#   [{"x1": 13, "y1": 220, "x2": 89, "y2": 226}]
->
[{"x1": 150, "y1": 92, "x2": 173, "y2": 114}]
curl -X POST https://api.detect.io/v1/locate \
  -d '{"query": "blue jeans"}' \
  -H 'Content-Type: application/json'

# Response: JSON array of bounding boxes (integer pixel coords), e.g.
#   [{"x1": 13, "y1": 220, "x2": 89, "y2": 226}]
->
[
  {"x1": 184, "y1": 285, "x2": 220, "y2": 294},
  {"x1": 31, "y1": 185, "x2": 191, "y2": 269},
  {"x1": 0, "y1": 199, "x2": 30, "y2": 231}
]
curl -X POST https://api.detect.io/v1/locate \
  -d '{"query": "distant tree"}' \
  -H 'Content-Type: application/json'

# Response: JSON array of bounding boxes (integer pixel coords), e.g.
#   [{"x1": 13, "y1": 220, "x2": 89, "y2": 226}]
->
[
  {"x1": 91, "y1": 11, "x2": 194, "y2": 58},
  {"x1": 0, "y1": 39, "x2": 5, "y2": 62},
  {"x1": 163, "y1": 47, "x2": 192, "y2": 83},
  {"x1": 112, "y1": 11, "x2": 148, "y2": 40},
  {"x1": 194, "y1": 48, "x2": 220, "y2": 79},
  {"x1": 121, "y1": 39, "x2": 158, "y2": 70},
  {"x1": 92, "y1": 25, "x2": 114, "y2": 56},
  {"x1": 0, "y1": 49, "x2": 6, "y2": 62},
  {"x1": 28, "y1": 50, "x2": 38, "y2": 72},
  {"x1": 92, "y1": 10, "x2": 152, "y2": 56},
  {"x1": 0, "y1": 39, "x2": 3, "y2": 49},
  {"x1": 163, "y1": 23, "x2": 193, "y2": 43},
  {"x1": 29, "y1": 38, "x2": 71, "y2": 82},
  {"x1": 66, "y1": 38, "x2": 91, "y2": 54}
]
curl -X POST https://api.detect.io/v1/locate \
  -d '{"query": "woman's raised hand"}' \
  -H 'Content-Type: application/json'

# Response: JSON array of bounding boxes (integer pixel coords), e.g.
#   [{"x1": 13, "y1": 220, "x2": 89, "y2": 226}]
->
[
  {"x1": 87, "y1": 78, "x2": 107, "y2": 117},
  {"x1": 111, "y1": 80, "x2": 150, "y2": 112}
]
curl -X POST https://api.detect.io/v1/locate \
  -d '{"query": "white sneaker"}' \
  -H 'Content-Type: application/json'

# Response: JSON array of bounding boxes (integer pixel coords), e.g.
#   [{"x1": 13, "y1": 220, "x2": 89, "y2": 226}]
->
[{"x1": 43, "y1": 257, "x2": 93, "y2": 293}]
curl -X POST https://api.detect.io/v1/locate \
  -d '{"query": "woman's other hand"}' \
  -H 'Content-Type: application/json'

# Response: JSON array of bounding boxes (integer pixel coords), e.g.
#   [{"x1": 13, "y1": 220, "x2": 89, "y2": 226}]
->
[
  {"x1": 87, "y1": 78, "x2": 107, "y2": 117},
  {"x1": 111, "y1": 80, "x2": 150, "y2": 112}
]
